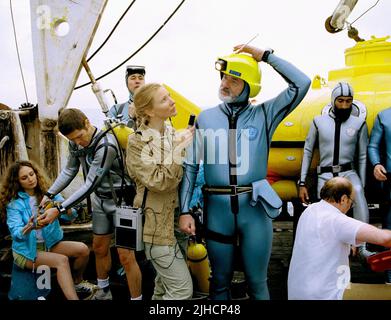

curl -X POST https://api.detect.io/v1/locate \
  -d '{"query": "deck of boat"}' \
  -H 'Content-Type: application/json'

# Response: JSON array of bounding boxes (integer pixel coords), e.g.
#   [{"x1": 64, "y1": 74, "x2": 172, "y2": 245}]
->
[{"x1": 0, "y1": 209, "x2": 388, "y2": 300}]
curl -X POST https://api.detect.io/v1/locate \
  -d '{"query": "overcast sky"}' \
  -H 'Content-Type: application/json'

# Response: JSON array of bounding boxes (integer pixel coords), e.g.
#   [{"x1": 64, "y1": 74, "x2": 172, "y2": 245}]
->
[{"x1": 1, "y1": 0, "x2": 390, "y2": 125}]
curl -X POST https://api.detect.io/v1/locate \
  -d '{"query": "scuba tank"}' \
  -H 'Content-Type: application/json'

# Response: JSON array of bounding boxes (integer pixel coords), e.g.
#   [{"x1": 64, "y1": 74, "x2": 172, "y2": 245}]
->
[
  {"x1": 187, "y1": 238, "x2": 210, "y2": 294},
  {"x1": 111, "y1": 123, "x2": 133, "y2": 149},
  {"x1": 103, "y1": 122, "x2": 134, "y2": 149}
]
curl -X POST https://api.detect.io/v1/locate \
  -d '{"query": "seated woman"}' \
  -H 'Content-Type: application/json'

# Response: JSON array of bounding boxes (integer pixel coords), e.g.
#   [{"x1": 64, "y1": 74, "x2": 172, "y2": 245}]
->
[
  {"x1": 0, "y1": 160, "x2": 96, "y2": 300},
  {"x1": 126, "y1": 83, "x2": 194, "y2": 300}
]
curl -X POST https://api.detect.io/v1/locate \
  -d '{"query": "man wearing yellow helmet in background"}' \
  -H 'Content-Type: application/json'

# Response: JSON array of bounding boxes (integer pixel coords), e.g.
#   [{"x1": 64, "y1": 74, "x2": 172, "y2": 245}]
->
[{"x1": 179, "y1": 44, "x2": 311, "y2": 299}]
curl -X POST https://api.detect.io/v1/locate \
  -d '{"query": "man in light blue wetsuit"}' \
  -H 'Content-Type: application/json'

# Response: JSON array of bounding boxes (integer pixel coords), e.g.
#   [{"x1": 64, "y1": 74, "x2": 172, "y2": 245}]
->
[
  {"x1": 108, "y1": 65, "x2": 145, "y2": 129},
  {"x1": 179, "y1": 44, "x2": 311, "y2": 299},
  {"x1": 368, "y1": 106, "x2": 391, "y2": 283}
]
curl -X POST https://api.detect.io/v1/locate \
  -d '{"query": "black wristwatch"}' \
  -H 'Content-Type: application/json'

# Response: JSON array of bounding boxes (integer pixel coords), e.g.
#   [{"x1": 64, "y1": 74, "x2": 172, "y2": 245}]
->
[
  {"x1": 55, "y1": 204, "x2": 67, "y2": 215},
  {"x1": 179, "y1": 212, "x2": 191, "y2": 216},
  {"x1": 297, "y1": 180, "x2": 306, "y2": 187},
  {"x1": 45, "y1": 191, "x2": 55, "y2": 199},
  {"x1": 261, "y1": 48, "x2": 274, "y2": 62}
]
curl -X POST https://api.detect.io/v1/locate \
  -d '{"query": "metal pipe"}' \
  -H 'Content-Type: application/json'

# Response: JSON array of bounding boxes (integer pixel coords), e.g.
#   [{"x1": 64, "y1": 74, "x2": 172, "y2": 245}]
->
[
  {"x1": 331, "y1": 0, "x2": 358, "y2": 29},
  {"x1": 325, "y1": 0, "x2": 358, "y2": 33},
  {"x1": 81, "y1": 57, "x2": 109, "y2": 115}
]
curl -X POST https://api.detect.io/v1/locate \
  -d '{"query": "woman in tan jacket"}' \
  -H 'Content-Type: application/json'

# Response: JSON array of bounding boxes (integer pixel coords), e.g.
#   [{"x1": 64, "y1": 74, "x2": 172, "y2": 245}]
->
[{"x1": 126, "y1": 83, "x2": 194, "y2": 300}]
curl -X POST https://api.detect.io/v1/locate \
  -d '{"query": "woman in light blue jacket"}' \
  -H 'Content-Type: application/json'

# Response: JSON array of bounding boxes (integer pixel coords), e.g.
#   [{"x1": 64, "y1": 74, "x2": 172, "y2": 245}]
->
[{"x1": 0, "y1": 160, "x2": 94, "y2": 300}]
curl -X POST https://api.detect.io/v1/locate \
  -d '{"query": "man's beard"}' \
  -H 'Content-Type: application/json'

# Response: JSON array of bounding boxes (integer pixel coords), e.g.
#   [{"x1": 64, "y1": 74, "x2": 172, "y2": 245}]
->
[
  {"x1": 334, "y1": 106, "x2": 352, "y2": 122},
  {"x1": 218, "y1": 88, "x2": 236, "y2": 103}
]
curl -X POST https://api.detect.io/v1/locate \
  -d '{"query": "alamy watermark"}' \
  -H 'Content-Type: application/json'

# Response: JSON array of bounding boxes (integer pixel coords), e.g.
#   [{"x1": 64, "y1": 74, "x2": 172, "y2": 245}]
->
[
  {"x1": 139, "y1": 128, "x2": 251, "y2": 175},
  {"x1": 36, "y1": 265, "x2": 51, "y2": 290}
]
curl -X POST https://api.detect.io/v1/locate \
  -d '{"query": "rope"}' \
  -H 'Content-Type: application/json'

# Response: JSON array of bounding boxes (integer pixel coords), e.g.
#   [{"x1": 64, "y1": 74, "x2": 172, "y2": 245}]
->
[
  {"x1": 87, "y1": 0, "x2": 137, "y2": 62},
  {"x1": 74, "y1": 0, "x2": 186, "y2": 90},
  {"x1": 9, "y1": 0, "x2": 29, "y2": 103},
  {"x1": 349, "y1": 0, "x2": 380, "y2": 26}
]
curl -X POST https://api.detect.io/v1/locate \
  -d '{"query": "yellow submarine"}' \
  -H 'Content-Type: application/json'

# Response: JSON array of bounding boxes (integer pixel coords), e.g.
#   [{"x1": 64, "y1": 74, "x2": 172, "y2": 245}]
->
[
  {"x1": 269, "y1": 34, "x2": 391, "y2": 201},
  {"x1": 265, "y1": 0, "x2": 391, "y2": 202}
]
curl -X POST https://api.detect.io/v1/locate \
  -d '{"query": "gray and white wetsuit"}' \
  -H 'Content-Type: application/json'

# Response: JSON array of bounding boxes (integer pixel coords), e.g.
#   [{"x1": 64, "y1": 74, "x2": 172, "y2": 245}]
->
[
  {"x1": 48, "y1": 128, "x2": 131, "y2": 234},
  {"x1": 300, "y1": 109, "x2": 369, "y2": 222}
]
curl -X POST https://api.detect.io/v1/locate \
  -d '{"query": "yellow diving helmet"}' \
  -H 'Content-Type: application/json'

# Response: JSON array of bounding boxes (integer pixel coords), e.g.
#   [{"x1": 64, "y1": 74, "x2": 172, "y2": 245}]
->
[{"x1": 215, "y1": 53, "x2": 261, "y2": 98}]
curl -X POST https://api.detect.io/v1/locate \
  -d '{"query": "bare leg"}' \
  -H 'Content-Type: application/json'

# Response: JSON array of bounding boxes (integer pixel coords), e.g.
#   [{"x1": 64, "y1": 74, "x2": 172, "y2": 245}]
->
[
  {"x1": 117, "y1": 247, "x2": 142, "y2": 298},
  {"x1": 25, "y1": 251, "x2": 78, "y2": 300},
  {"x1": 92, "y1": 234, "x2": 112, "y2": 279},
  {"x1": 50, "y1": 241, "x2": 90, "y2": 284}
]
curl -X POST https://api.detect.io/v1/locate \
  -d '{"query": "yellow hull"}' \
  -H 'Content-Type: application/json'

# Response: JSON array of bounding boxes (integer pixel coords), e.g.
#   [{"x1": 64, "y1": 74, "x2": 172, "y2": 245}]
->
[{"x1": 163, "y1": 84, "x2": 202, "y2": 129}]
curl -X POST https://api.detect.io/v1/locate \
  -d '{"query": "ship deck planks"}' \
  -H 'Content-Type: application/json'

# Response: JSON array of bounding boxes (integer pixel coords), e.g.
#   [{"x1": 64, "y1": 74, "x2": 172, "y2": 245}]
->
[{"x1": 0, "y1": 219, "x2": 388, "y2": 300}]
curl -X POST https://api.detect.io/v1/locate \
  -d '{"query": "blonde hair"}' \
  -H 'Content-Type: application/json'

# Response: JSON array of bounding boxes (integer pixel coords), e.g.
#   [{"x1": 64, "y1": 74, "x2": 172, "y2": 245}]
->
[{"x1": 133, "y1": 83, "x2": 162, "y2": 127}]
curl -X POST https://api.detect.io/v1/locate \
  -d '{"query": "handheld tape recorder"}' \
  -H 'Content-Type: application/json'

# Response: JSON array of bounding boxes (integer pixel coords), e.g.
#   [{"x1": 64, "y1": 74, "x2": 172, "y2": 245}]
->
[{"x1": 114, "y1": 205, "x2": 144, "y2": 251}]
